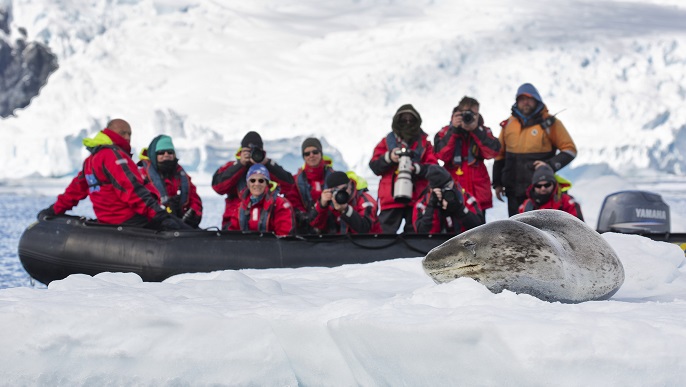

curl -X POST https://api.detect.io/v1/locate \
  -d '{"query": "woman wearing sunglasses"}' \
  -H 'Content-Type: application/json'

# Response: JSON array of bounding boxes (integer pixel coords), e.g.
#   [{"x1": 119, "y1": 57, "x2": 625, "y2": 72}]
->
[
  {"x1": 226, "y1": 164, "x2": 294, "y2": 236},
  {"x1": 518, "y1": 165, "x2": 584, "y2": 220}
]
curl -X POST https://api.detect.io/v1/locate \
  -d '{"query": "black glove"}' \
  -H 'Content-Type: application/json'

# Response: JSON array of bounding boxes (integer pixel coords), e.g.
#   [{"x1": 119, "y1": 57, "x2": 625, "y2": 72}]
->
[
  {"x1": 165, "y1": 196, "x2": 182, "y2": 216},
  {"x1": 182, "y1": 209, "x2": 201, "y2": 228},
  {"x1": 442, "y1": 188, "x2": 465, "y2": 215},
  {"x1": 295, "y1": 210, "x2": 310, "y2": 227},
  {"x1": 428, "y1": 192, "x2": 440, "y2": 208},
  {"x1": 152, "y1": 211, "x2": 192, "y2": 231},
  {"x1": 37, "y1": 204, "x2": 56, "y2": 220}
]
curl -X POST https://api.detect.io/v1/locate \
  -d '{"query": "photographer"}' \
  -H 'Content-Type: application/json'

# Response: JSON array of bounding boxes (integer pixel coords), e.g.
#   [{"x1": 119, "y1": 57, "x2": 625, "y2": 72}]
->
[
  {"x1": 212, "y1": 131, "x2": 295, "y2": 230},
  {"x1": 369, "y1": 104, "x2": 438, "y2": 234},
  {"x1": 413, "y1": 165, "x2": 484, "y2": 234},
  {"x1": 434, "y1": 96, "x2": 500, "y2": 220},
  {"x1": 310, "y1": 171, "x2": 382, "y2": 234}
]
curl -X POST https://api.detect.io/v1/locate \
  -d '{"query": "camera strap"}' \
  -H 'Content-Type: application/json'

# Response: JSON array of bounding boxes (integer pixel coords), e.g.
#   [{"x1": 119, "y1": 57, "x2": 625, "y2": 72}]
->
[
  {"x1": 450, "y1": 130, "x2": 477, "y2": 166},
  {"x1": 385, "y1": 132, "x2": 424, "y2": 163}
]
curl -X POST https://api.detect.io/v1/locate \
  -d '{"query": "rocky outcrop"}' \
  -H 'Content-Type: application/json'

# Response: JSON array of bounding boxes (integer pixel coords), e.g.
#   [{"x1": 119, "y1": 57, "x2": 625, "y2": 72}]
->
[{"x1": 0, "y1": 6, "x2": 58, "y2": 117}]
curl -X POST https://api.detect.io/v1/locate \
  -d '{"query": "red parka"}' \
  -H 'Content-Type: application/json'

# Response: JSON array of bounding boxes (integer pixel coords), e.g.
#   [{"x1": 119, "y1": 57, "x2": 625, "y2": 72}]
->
[
  {"x1": 212, "y1": 151, "x2": 295, "y2": 229},
  {"x1": 519, "y1": 184, "x2": 584, "y2": 221},
  {"x1": 53, "y1": 129, "x2": 164, "y2": 224},
  {"x1": 413, "y1": 188, "x2": 484, "y2": 234},
  {"x1": 434, "y1": 119, "x2": 500, "y2": 210},
  {"x1": 287, "y1": 159, "x2": 334, "y2": 213},
  {"x1": 369, "y1": 132, "x2": 438, "y2": 211},
  {"x1": 227, "y1": 188, "x2": 295, "y2": 236},
  {"x1": 138, "y1": 159, "x2": 203, "y2": 218},
  {"x1": 310, "y1": 182, "x2": 382, "y2": 234}
]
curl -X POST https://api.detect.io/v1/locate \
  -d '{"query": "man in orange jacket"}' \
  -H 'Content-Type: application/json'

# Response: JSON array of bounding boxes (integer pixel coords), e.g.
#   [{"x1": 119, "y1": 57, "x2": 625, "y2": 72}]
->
[{"x1": 492, "y1": 83, "x2": 577, "y2": 216}]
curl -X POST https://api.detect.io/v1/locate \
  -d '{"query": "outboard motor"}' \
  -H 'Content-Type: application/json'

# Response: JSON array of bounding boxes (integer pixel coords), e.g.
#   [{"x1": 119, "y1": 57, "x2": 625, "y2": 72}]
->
[{"x1": 597, "y1": 190, "x2": 670, "y2": 235}]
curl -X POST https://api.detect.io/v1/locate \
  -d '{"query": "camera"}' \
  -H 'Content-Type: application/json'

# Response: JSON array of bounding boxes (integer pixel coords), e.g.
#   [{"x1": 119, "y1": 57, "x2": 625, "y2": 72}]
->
[
  {"x1": 332, "y1": 187, "x2": 350, "y2": 204},
  {"x1": 393, "y1": 148, "x2": 414, "y2": 204},
  {"x1": 461, "y1": 110, "x2": 475, "y2": 125},
  {"x1": 250, "y1": 146, "x2": 266, "y2": 163}
]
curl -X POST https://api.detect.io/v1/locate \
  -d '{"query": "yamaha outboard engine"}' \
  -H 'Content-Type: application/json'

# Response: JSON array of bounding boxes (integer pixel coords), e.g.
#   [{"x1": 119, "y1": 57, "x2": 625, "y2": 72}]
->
[{"x1": 597, "y1": 190, "x2": 670, "y2": 235}]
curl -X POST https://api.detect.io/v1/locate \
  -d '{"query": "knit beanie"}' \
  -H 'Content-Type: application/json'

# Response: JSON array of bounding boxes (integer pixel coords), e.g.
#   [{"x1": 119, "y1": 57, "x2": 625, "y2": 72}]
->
[
  {"x1": 154, "y1": 135, "x2": 175, "y2": 152},
  {"x1": 325, "y1": 171, "x2": 350, "y2": 188},
  {"x1": 246, "y1": 164, "x2": 270, "y2": 181},
  {"x1": 241, "y1": 131, "x2": 263, "y2": 148},
  {"x1": 301, "y1": 137, "x2": 323, "y2": 155},
  {"x1": 425, "y1": 165, "x2": 453, "y2": 188},
  {"x1": 532, "y1": 165, "x2": 556, "y2": 185}
]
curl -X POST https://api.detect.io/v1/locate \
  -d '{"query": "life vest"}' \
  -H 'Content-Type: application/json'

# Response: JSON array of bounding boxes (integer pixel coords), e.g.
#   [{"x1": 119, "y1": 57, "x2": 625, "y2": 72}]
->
[
  {"x1": 139, "y1": 159, "x2": 190, "y2": 213},
  {"x1": 296, "y1": 164, "x2": 334, "y2": 208},
  {"x1": 238, "y1": 190, "x2": 276, "y2": 233}
]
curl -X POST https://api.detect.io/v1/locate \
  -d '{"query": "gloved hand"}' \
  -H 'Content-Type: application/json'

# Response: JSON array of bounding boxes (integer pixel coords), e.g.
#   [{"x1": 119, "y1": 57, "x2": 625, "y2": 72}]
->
[
  {"x1": 165, "y1": 196, "x2": 182, "y2": 216},
  {"x1": 152, "y1": 211, "x2": 192, "y2": 231},
  {"x1": 295, "y1": 210, "x2": 310, "y2": 228},
  {"x1": 428, "y1": 192, "x2": 440, "y2": 208},
  {"x1": 442, "y1": 188, "x2": 465, "y2": 214},
  {"x1": 37, "y1": 204, "x2": 56, "y2": 220},
  {"x1": 182, "y1": 209, "x2": 202, "y2": 228}
]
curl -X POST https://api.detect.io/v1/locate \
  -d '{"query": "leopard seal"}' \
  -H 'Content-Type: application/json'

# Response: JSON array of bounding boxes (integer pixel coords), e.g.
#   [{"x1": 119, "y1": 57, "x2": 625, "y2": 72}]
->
[{"x1": 422, "y1": 209, "x2": 625, "y2": 303}]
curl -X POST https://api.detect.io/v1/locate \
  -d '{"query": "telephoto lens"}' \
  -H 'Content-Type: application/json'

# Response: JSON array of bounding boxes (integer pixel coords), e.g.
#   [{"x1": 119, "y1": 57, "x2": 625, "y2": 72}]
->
[
  {"x1": 461, "y1": 110, "x2": 475, "y2": 124},
  {"x1": 393, "y1": 148, "x2": 414, "y2": 203}
]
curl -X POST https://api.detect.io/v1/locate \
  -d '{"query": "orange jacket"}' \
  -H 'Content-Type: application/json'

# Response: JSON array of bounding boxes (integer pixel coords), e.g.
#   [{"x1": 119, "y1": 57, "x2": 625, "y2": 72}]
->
[{"x1": 493, "y1": 106, "x2": 577, "y2": 197}]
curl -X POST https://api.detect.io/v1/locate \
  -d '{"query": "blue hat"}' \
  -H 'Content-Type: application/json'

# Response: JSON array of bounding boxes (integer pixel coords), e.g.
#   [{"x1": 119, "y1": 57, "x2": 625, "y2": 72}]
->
[
  {"x1": 246, "y1": 164, "x2": 270, "y2": 181},
  {"x1": 516, "y1": 83, "x2": 543, "y2": 103}
]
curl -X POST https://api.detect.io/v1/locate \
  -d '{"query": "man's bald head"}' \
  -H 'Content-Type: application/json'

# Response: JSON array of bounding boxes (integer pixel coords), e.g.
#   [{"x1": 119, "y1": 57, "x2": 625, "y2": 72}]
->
[{"x1": 107, "y1": 119, "x2": 132, "y2": 143}]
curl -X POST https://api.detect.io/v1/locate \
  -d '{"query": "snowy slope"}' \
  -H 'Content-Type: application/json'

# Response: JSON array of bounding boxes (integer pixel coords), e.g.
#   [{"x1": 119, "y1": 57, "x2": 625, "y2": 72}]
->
[{"x1": 1, "y1": 0, "x2": 686, "y2": 180}]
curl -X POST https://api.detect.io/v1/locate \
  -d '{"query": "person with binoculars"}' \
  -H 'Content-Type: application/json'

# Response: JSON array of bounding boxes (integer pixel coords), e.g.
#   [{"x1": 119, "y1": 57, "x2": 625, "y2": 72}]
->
[
  {"x1": 413, "y1": 165, "x2": 484, "y2": 234},
  {"x1": 434, "y1": 96, "x2": 500, "y2": 220},
  {"x1": 212, "y1": 131, "x2": 295, "y2": 230},
  {"x1": 309, "y1": 171, "x2": 382, "y2": 234},
  {"x1": 369, "y1": 104, "x2": 438, "y2": 234}
]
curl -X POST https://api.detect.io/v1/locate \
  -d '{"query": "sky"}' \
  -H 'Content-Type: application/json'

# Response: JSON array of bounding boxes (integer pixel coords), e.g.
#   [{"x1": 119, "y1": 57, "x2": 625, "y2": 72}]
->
[{"x1": 1, "y1": 232, "x2": 685, "y2": 385}]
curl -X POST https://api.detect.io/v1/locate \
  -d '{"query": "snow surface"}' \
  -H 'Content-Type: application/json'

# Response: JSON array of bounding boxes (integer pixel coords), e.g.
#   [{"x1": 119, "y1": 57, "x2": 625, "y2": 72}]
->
[{"x1": 0, "y1": 233, "x2": 685, "y2": 385}]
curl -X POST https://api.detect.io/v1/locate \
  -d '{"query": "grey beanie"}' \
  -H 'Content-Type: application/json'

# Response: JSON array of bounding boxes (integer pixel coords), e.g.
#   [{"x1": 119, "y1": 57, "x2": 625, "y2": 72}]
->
[
  {"x1": 425, "y1": 165, "x2": 453, "y2": 189},
  {"x1": 532, "y1": 165, "x2": 556, "y2": 185},
  {"x1": 301, "y1": 137, "x2": 323, "y2": 155},
  {"x1": 325, "y1": 171, "x2": 349, "y2": 188}
]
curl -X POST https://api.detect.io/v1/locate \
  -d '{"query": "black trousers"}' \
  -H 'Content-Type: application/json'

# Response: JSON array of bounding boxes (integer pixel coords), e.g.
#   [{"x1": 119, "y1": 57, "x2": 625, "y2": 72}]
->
[
  {"x1": 378, "y1": 206, "x2": 415, "y2": 234},
  {"x1": 506, "y1": 194, "x2": 527, "y2": 217}
]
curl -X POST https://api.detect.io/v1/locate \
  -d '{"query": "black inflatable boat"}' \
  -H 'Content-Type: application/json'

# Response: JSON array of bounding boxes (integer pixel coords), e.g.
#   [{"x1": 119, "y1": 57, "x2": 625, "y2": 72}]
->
[{"x1": 18, "y1": 215, "x2": 452, "y2": 285}]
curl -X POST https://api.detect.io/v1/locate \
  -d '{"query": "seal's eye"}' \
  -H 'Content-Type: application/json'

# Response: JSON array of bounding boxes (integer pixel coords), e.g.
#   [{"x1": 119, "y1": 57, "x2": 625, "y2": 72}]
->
[{"x1": 463, "y1": 240, "x2": 477, "y2": 257}]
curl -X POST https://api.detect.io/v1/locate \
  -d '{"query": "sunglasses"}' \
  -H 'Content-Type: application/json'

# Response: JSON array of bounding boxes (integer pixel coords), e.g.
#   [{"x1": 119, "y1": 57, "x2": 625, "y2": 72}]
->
[
  {"x1": 534, "y1": 182, "x2": 553, "y2": 189},
  {"x1": 249, "y1": 178, "x2": 266, "y2": 184},
  {"x1": 303, "y1": 150, "x2": 321, "y2": 157},
  {"x1": 156, "y1": 150, "x2": 175, "y2": 156}
]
